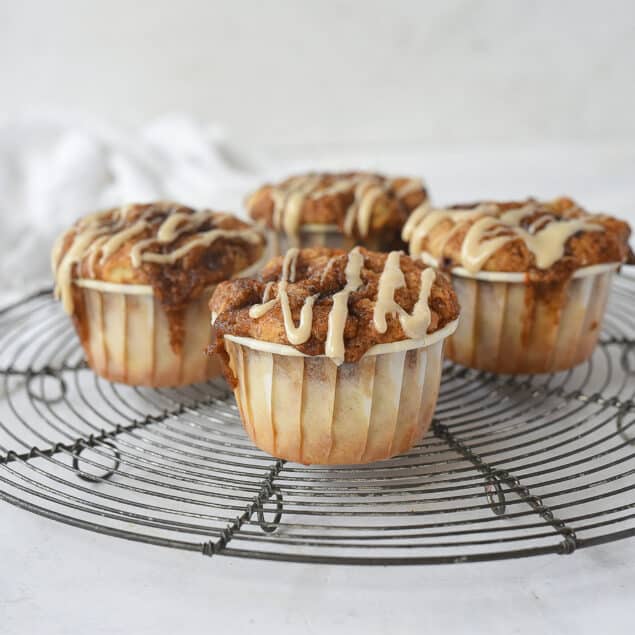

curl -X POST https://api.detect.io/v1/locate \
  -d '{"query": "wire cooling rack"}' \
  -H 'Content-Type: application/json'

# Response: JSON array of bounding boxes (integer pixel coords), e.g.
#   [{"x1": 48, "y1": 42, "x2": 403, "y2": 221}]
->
[{"x1": 1, "y1": 274, "x2": 635, "y2": 565}]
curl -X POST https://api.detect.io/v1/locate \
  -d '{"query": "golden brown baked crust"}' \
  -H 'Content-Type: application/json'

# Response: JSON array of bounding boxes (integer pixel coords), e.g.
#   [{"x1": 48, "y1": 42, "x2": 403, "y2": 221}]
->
[
  {"x1": 210, "y1": 247, "x2": 459, "y2": 363},
  {"x1": 408, "y1": 198, "x2": 633, "y2": 282},
  {"x1": 247, "y1": 172, "x2": 427, "y2": 249},
  {"x1": 52, "y1": 202, "x2": 266, "y2": 312}
]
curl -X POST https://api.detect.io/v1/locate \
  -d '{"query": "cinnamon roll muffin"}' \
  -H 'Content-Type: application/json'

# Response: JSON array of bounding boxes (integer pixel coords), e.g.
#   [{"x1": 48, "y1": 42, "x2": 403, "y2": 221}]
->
[
  {"x1": 210, "y1": 247, "x2": 459, "y2": 465},
  {"x1": 403, "y1": 197, "x2": 633, "y2": 374},
  {"x1": 246, "y1": 171, "x2": 428, "y2": 255},
  {"x1": 52, "y1": 202, "x2": 266, "y2": 386}
]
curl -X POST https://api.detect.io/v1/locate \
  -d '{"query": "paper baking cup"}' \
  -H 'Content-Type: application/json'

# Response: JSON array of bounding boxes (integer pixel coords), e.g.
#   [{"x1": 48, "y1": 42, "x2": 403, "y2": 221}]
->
[
  {"x1": 266, "y1": 224, "x2": 392, "y2": 257},
  {"x1": 420, "y1": 254, "x2": 620, "y2": 374},
  {"x1": 71, "y1": 259, "x2": 265, "y2": 387},
  {"x1": 223, "y1": 320, "x2": 458, "y2": 465},
  {"x1": 72, "y1": 280, "x2": 220, "y2": 386}
]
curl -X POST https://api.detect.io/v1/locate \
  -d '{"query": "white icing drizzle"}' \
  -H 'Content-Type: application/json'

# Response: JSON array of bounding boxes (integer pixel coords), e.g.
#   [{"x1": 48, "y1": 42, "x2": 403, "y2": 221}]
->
[
  {"x1": 399, "y1": 268, "x2": 436, "y2": 339},
  {"x1": 517, "y1": 218, "x2": 602, "y2": 269},
  {"x1": 284, "y1": 247, "x2": 302, "y2": 281},
  {"x1": 355, "y1": 183, "x2": 385, "y2": 237},
  {"x1": 283, "y1": 177, "x2": 322, "y2": 237},
  {"x1": 527, "y1": 214, "x2": 556, "y2": 234},
  {"x1": 498, "y1": 203, "x2": 538, "y2": 226},
  {"x1": 373, "y1": 251, "x2": 405, "y2": 333},
  {"x1": 53, "y1": 205, "x2": 263, "y2": 314},
  {"x1": 55, "y1": 230, "x2": 105, "y2": 314},
  {"x1": 246, "y1": 247, "x2": 438, "y2": 364},
  {"x1": 129, "y1": 237, "x2": 159, "y2": 268},
  {"x1": 156, "y1": 211, "x2": 197, "y2": 242},
  {"x1": 278, "y1": 286, "x2": 317, "y2": 345},
  {"x1": 401, "y1": 202, "x2": 430, "y2": 242},
  {"x1": 269, "y1": 175, "x2": 322, "y2": 236},
  {"x1": 76, "y1": 208, "x2": 112, "y2": 228},
  {"x1": 404, "y1": 201, "x2": 604, "y2": 273},
  {"x1": 98, "y1": 220, "x2": 147, "y2": 264},
  {"x1": 248, "y1": 248, "x2": 317, "y2": 344},
  {"x1": 87, "y1": 235, "x2": 110, "y2": 276},
  {"x1": 248, "y1": 298, "x2": 278, "y2": 319},
  {"x1": 395, "y1": 178, "x2": 424, "y2": 198},
  {"x1": 262, "y1": 281, "x2": 275, "y2": 302},
  {"x1": 270, "y1": 188, "x2": 287, "y2": 230},
  {"x1": 119, "y1": 203, "x2": 136, "y2": 220},
  {"x1": 325, "y1": 247, "x2": 364, "y2": 364},
  {"x1": 286, "y1": 245, "x2": 299, "y2": 282},
  {"x1": 402, "y1": 203, "x2": 494, "y2": 253},
  {"x1": 460, "y1": 216, "x2": 516, "y2": 272},
  {"x1": 342, "y1": 188, "x2": 360, "y2": 236},
  {"x1": 312, "y1": 178, "x2": 358, "y2": 198},
  {"x1": 404, "y1": 208, "x2": 453, "y2": 258},
  {"x1": 373, "y1": 251, "x2": 437, "y2": 338},
  {"x1": 319, "y1": 256, "x2": 337, "y2": 285},
  {"x1": 248, "y1": 173, "x2": 426, "y2": 240},
  {"x1": 141, "y1": 228, "x2": 262, "y2": 265}
]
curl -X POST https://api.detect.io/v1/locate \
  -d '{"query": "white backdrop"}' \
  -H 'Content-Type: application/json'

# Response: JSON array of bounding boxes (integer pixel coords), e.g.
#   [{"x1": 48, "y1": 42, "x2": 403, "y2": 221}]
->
[
  {"x1": 2, "y1": 3, "x2": 635, "y2": 634},
  {"x1": 2, "y1": 0, "x2": 635, "y2": 148}
]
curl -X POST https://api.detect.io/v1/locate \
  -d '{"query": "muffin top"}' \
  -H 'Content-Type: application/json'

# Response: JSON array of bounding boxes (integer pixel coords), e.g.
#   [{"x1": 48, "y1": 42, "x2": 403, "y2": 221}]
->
[
  {"x1": 210, "y1": 247, "x2": 459, "y2": 365},
  {"x1": 246, "y1": 172, "x2": 427, "y2": 241},
  {"x1": 52, "y1": 202, "x2": 266, "y2": 314},
  {"x1": 403, "y1": 197, "x2": 633, "y2": 281}
]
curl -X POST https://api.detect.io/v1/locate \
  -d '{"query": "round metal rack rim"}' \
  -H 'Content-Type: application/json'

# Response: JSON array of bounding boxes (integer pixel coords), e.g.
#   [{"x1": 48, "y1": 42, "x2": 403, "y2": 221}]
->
[{"x1": 0, "y1": 274, "x2": 635, "y2": 566}]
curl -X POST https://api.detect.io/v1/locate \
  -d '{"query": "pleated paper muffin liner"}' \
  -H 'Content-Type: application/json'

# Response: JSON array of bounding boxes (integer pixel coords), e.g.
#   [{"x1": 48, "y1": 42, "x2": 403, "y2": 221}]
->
[
  {"x1": 73, "y1": 280, "x2": 221, "y2": 387},
  {"x1": 223, "y1": 320, "x2": 458, "y2": 465},
  {"x1": 72, "y1": 258, "x2": 266, "y2": 387},
  {"x1": 421, "y1": 255, "x2": 619, "y2": 374}
]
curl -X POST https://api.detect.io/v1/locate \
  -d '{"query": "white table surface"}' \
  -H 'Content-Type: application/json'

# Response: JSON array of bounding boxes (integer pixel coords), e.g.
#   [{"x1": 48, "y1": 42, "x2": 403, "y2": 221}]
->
[
  {"x1": 2, "y1": 503, "x2": 634, "y2": 634},
  {"x1": 2, "y1": 142, "x2": 635, "y2": 634}
]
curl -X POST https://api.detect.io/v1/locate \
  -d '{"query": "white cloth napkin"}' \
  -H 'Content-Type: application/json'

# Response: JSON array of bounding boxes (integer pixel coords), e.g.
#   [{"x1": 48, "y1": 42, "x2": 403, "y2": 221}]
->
[{"x1": 0, "y1": 112, "x2": 266, "y2": 295}]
